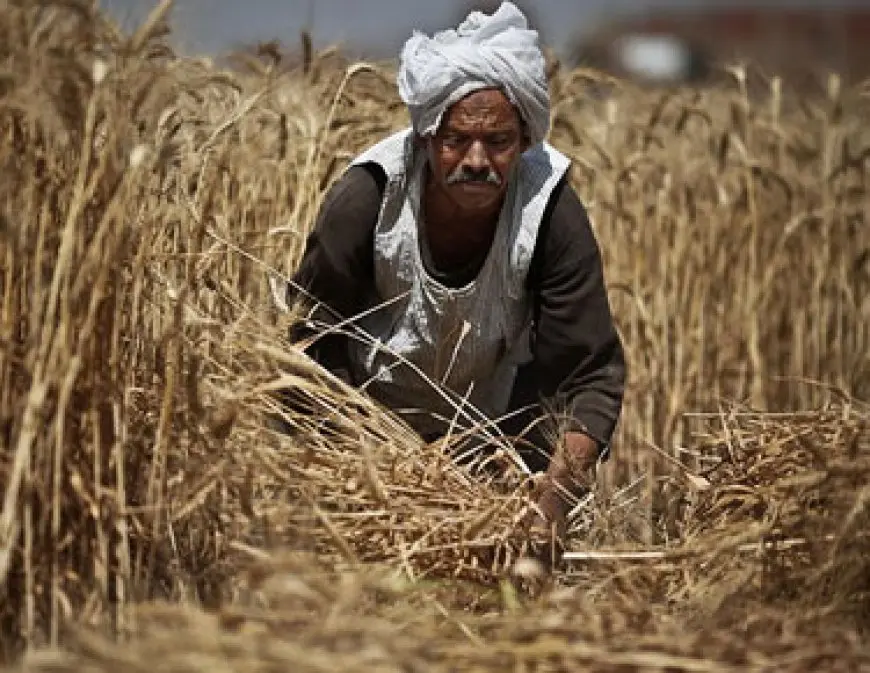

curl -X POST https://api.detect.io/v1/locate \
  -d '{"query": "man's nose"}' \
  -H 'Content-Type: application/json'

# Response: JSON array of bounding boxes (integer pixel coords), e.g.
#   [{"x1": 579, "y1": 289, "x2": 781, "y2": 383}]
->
[{"x1": 463, "y1": 139, "x2": 490, "y2": 170}]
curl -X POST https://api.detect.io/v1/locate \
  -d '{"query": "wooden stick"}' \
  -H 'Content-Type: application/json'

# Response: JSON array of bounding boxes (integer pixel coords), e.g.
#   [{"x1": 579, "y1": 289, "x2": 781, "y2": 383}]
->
[{"x1": 563, "y1": 534, "x2": 851, "y2": 564}]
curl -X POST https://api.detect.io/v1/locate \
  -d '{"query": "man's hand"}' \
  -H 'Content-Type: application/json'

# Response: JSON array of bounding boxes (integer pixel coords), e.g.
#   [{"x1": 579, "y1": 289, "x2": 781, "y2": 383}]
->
[
  {"x1": 522, "y1": 478, "x2": 570, "y2": 569},
  {"x1": 521, "y1": 431, "x2": 600, "y2": 569},
  {"x1": 552, "y1": 431, "x2": 600, "y2": 484}
]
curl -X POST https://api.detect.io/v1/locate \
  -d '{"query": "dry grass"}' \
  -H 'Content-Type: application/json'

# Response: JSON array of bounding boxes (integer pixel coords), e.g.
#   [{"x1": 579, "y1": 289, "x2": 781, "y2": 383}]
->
[{"x1": 0, "y1": 1, "x2": 868, "y2": 670}]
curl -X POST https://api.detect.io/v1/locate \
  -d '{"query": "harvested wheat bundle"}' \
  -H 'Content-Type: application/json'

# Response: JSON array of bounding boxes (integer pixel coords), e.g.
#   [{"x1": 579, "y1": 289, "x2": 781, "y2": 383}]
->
[
  {"x1": 217, "y1": 331, "x2": 538, "y2": 585},
  {"x1": 561, "y1": 403, "x2": 869, "y2": 645},
  {"x1": 673, "y1": 402, "x2": 870, "y2": 630}
]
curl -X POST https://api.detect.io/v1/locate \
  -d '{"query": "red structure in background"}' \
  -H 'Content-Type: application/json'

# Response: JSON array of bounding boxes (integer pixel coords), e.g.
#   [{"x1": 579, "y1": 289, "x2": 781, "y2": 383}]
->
[{"x1": 570, "y1": 7, "x2": 870, "y2": 86}]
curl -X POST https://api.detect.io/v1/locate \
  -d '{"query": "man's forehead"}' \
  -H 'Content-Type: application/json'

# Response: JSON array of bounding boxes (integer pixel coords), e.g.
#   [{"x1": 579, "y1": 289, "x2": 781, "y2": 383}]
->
[{"x1": 442, "y1": 88, "x2": 522, "y2": 128}]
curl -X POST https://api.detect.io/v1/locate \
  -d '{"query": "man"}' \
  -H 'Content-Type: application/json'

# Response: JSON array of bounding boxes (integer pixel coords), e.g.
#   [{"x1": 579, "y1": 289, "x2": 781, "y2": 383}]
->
[{"x1": 286, "y1": 2, "x2": 625, "y2": 558}]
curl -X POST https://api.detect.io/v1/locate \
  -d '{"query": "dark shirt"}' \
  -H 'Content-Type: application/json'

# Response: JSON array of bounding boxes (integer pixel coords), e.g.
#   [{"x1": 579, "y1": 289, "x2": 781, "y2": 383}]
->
[{"x1": 288, "y1": 161, "x2": 626, "y2": 452}]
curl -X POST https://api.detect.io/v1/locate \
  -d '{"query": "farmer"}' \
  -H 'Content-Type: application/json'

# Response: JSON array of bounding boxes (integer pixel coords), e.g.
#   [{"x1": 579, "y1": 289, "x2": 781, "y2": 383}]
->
[{"x1": 286, "y1": 2, "x2": 625, "y2": 558}]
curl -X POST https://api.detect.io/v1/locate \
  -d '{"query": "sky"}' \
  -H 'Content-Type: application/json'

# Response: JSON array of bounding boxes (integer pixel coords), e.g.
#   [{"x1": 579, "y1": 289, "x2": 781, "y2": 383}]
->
[
  {"x1": 97, "y1": 0, "x2": 694, "y2": 58},
  {"x1": 100, "y1": 1, "x2": 870, "y2": 60}
]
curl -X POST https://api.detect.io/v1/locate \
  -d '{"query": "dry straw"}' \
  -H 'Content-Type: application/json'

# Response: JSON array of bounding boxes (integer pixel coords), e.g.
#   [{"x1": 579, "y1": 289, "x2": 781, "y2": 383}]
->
[{"x1": 0, "y1": 0, "x2": 868, "y2": 670}]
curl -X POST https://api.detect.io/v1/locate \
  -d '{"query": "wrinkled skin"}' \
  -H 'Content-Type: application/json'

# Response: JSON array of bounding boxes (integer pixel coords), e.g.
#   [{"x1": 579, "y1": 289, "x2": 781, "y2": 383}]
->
[{"x1": 425, "y1": 87, "x2": 526, "y2": 215}]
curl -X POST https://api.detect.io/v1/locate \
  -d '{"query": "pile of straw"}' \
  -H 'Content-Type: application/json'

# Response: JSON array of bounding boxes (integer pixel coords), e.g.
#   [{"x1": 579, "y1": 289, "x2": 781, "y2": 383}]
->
[
  {"x1": 15, "y1": 398, "x2": 870, "y2": 671},
  {"x1": 233, "y1": 346, "x2": 535, "y2": 583},
  {"x1": 0, "y1": 1, "x2": 868, "y2": 670},
  {"x1": 674, "y1": 403, "x2": 869, "y2": 629}
]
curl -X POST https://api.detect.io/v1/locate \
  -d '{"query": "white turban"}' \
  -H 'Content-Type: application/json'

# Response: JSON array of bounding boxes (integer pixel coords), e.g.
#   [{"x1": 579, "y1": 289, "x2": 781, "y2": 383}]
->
[{"x1": 397, "y1": 2, "x2": 550, "y2": 146}]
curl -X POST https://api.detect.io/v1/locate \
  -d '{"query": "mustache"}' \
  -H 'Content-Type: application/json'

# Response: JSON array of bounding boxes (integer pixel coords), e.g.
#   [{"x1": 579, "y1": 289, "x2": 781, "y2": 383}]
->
[{"x1": 445, "y1": 165, "x2": 502, "y2": 186}]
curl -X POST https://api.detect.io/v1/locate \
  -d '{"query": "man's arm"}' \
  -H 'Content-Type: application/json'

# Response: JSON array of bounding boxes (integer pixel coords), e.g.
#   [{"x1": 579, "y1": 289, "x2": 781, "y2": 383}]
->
[
  {"x1": 528, "y1": 177, "x2": 626, "y2": 458},
  {"x1": 522, "y1": 178, "x2": 626, "y2": 560},
  {"x1": 288, "y1": 163, "x2": 385, "y2": 379}
]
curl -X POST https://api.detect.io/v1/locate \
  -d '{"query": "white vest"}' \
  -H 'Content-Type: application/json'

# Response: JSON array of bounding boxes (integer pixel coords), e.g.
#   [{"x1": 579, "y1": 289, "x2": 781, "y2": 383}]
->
[{"x1": 347, "y1": 129, "x2": 571, "y2": 437}]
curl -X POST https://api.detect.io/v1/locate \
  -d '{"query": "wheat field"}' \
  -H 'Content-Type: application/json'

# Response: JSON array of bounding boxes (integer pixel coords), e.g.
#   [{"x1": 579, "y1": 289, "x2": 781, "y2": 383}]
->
[{"x1": 0, "y1": 1, "x2": 867, "y2": 671}]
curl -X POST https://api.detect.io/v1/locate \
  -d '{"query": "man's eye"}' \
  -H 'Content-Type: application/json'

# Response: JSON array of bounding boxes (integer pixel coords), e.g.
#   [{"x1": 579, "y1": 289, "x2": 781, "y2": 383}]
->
[{"x1": 443, "y1": 134, "x2": 466, "y2": 146}]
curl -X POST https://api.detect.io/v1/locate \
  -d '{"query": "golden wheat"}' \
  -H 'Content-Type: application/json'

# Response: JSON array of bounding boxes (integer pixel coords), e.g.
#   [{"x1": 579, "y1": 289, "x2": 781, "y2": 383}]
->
[{"x1": 0, "y1": 1, "x2": 867, "y2": 669}]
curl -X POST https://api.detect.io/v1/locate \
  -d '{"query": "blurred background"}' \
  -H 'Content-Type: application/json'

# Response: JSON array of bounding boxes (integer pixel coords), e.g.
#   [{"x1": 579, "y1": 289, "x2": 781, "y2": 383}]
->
[{"x1": 100, "y1": 0, "x2": 870, "y2": 86}]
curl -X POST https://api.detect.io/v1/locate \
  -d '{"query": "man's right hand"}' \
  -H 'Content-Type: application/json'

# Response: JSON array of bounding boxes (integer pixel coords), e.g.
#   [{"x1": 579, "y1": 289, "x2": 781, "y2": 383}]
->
[{"x1": 519, "y1": 434, "x2": 599, "y2": 570}]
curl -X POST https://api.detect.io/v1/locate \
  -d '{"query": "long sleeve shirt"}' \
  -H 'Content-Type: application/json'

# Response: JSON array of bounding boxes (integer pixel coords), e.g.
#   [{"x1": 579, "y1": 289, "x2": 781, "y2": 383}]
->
[{"x1": 288, "y1": 161, "x2": 626, "y2": 452}]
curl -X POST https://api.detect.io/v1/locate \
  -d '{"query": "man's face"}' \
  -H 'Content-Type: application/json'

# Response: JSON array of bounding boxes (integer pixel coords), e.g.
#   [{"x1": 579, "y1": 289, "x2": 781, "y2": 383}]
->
[{"x1": 426, "y1": 88, "x2": 527, "y2": 214}]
